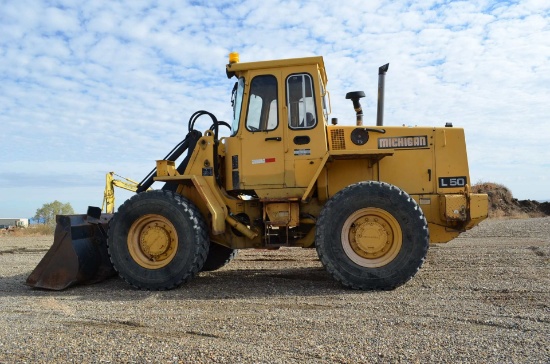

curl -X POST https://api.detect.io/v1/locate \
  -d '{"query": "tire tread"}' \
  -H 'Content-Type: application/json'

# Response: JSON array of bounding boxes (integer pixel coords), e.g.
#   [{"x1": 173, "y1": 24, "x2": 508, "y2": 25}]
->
[
  {"x1": 316, "y1": 181, "x2": 429, "y2": 290},
  {"x1": 108, "y1": 190, "x2": 209, "y2": 290}
]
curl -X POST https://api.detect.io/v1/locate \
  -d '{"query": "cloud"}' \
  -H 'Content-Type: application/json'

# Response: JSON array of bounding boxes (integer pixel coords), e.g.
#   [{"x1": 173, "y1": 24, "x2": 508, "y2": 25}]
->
[{"x1": 1, "y1": 0, "x2": 549, "y2": 217}]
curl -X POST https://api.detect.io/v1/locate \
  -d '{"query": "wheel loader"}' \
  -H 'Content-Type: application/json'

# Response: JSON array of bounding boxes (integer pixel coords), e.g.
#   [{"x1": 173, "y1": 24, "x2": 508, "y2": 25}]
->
[{"x1": 27, "y1": 53, "x2": 488, "y2": 291}]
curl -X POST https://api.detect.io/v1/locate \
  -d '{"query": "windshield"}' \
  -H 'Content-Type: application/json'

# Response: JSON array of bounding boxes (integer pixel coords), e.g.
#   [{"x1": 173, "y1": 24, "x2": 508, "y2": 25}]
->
[{"x1": 231, "y1": 77, "x2": 245, "y2": 136}]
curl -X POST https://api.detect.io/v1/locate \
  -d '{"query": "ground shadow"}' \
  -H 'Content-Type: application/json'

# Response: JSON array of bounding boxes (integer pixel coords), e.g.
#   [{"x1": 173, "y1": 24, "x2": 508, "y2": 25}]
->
[{"x1": 0, "y1": 265, "x2": 372, "y2": 302}]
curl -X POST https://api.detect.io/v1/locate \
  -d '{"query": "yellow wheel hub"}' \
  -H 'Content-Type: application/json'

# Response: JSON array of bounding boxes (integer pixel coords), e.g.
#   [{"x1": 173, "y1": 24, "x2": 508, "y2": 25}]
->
[
  {"x1": 127, "y1": 214, "x2": 178, "y2": 269},
  {"x1": 342, "y1": 208, "x2": 402, "y2": 268}
]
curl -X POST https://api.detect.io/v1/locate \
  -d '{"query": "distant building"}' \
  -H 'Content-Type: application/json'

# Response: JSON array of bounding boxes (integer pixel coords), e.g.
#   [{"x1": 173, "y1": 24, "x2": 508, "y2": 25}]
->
[{"x1": 0, "y1": 218, "x2": 29, "y2": 228}]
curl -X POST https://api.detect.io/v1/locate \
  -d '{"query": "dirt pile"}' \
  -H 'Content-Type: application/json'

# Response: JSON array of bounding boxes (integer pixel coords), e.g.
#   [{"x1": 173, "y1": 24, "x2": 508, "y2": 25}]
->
[{"x1": 472, "y1": 182, "x2": 549, "y2": 218}]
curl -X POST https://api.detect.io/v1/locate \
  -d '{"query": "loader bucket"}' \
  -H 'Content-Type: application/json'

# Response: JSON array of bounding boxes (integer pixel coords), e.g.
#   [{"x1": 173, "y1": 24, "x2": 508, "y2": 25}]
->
[{"x1": 26, "y1": 209, "x2": 116, "y2": 290}]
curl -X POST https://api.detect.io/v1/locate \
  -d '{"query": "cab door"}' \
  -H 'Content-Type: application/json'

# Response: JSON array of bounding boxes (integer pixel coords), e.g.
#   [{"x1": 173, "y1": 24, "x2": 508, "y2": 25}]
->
[
  {"x1": 282, "y1": 70, "x2": 328, "y2": 188},
  {"x1": 239, "y1": 71, "x2": 285, "y2": 188}
]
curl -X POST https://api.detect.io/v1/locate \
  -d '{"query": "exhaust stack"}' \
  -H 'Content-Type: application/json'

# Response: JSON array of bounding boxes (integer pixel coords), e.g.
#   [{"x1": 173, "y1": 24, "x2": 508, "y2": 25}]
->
[{"x1": 376, "y1": 63, "x2": 389, "y2": 126}]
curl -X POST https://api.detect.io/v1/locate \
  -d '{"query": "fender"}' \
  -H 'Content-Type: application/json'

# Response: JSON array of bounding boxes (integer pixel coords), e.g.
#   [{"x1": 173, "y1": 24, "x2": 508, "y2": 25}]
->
[
  {"x1": 301, "y1": 150, "x2": 394, "y2": 202},
  {"x1": 154, "y1": 160, "x2": 227, "y2": 235}
]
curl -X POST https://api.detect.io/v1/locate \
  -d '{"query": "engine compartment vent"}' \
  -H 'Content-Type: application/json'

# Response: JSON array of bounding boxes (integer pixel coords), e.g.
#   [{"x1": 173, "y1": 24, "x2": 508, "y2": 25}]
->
[{"x1": 330, "y1": 129, "x2": 346, "y2": 150}]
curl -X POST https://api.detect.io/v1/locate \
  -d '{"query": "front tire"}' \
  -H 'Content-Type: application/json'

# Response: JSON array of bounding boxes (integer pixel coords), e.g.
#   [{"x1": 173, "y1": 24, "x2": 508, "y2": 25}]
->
[
  {"x1": 108, "y1": 190, "x2": 209, "y2": 290},
  {"x1": 316, "y1": 181, "x2": 429, "y2": 290}
]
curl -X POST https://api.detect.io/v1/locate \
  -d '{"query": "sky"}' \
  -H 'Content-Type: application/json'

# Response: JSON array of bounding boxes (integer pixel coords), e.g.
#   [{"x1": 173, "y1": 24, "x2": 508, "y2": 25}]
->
[{"x1": 1, "y1": 0, "x2": 549, "y2": 218}]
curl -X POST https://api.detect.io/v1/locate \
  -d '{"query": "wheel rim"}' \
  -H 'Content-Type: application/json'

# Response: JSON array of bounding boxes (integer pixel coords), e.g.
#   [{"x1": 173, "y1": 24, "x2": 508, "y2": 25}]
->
[
  {"x1": 127, "y1": 214, "x2": 178, "y2": 269},
  {"x1": 341, "y1": 207, "x2": 402, "y2": 268}
]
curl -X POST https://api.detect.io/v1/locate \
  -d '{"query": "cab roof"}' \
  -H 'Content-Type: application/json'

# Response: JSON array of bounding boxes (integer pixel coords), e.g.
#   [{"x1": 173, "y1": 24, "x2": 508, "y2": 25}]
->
[{"x1": 226, "y1": 56, "x2": 328, "y2": 85}]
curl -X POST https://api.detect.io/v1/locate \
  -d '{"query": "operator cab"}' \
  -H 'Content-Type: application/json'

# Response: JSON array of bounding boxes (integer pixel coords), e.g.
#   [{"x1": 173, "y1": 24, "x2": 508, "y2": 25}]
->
[{"x1": 224, "y1": 53, "x2": 330, "y2": 199}]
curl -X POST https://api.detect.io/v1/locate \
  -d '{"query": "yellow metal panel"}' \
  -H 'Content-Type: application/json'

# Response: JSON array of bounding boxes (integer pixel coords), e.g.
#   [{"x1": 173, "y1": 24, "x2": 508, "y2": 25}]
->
[
  {"x1": 378, "y1": 148, "x2": 434, "y2": 194},
  {"x1": 326, "y1": 159, "x2": 375, "y2": 197},
  {"x1": 434, "y1": 128, "x2": 471, "y2": 193},
  {"x1": 156, "y1": 160, "x2": 177, "y2": 177},
  {"x1": 412, "y1": 194, "x2": 485, "y2": 243},
  {"x1": 238, "y1": 68, "x2": 285, "y2": 187},
  {"x1": 301, "y1": 152, "x2": 330, "y2": 202},
  {"x1": 428, "y1": 223, "x2": 461, "y2": 243},
  {"x1": 227, "y1": 56, "x2": 327, "y2": 84},
  {"x1": 376, "y1": 127, "x2": 435, "y2": 195},
  {"x1": 440, "y1": 195, "x2": 468, "y2": 221},
  {"x1": 412, "y1": 195, "x2": 437, "y2": 223},
  {"x1": 294, "y1": 159, "x2": 321, "y2": 187},
  {"x1": 241, "y1": 140, "x2": 285, "y2": 186},
  {"x1": 325, "y1": 125, "x2": 426, "y2": 152},
  {"x1": 265, "y1": 202, "x2": 299, "y2": 226},
  {"x1": 281, "y1": 63, "x2": 330, "y2": 188},
  {"x1": 324, "y1": 125, "x2": 435, "y2": 196},
  {"x1": 189, "y1": 175, "x2": 227, "y2": 234},
  {"x1": 255, "y1": 187, "x2": 306, "y2": 199},
  {"x1": 316, "y1": 167, "x2": 329, "y2": 202},
  {"x1": 154, "y1": 174, "x2": 227, "y2": 235},
  {"x1": 469, "y1": 193, "x2": 489, "y2": 220}
]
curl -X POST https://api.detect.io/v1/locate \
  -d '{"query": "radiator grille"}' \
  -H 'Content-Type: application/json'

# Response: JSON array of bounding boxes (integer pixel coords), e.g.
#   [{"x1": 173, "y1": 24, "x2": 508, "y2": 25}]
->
[{"x1": 330, "y1": 129, "x2": 346, "y2": 150}]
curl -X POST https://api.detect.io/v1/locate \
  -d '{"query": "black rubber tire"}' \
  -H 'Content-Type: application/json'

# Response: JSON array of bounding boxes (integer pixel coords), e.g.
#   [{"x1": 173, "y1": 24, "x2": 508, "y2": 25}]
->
[
  {"x1": 315, "y1": 181, "x2": 429, "y2": 290},
  {"x1": 108, "y1": 190, "x2": 209, "y2": 290},
  {"x1": 200, "y1": 242, "x2": 238, "y2": 272}
]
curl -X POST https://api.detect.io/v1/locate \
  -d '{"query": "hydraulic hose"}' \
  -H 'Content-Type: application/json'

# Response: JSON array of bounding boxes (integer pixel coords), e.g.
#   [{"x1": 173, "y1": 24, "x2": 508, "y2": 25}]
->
[{"x1": 137, "y1": 110, "x2": 227, "y2": 193}]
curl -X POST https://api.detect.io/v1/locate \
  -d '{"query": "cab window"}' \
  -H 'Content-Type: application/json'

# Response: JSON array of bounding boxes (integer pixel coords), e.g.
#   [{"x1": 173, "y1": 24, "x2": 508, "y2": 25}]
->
[
  {"x1": 246, "y1": 75, "x2": 278, "y2": 132},
  {"x1": 287, "y1": 74, "x2": 317, "y2": 129},
  {"x1": 230, "y1": 77, "x2": 245, "y2": 136}
]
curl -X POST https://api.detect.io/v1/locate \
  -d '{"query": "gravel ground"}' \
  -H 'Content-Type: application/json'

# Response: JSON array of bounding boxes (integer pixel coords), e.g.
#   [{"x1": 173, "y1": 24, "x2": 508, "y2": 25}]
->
[{"x1": 0, "y1": 217, "x2": 549, "y2": 363}]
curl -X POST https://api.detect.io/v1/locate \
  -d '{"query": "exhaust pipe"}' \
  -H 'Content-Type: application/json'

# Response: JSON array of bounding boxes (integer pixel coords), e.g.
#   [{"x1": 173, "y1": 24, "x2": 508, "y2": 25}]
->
[
  {"x1": 346, "y1": 63, "x2": 389, "y2": 126},
  {"x1": 376, "y1": 63, "x2": 389, "y2": 126}
]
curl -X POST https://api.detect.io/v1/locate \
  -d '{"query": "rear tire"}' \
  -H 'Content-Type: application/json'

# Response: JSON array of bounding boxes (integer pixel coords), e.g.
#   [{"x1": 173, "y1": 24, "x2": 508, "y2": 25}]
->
[
  {"x1": 200, "y1": 242, "x2": 238, "y2": 272},
  {"x1": 316, "y1": 181, "x2": 429, "y2": 290},
  {"x1": 108, "y1": 190, "x2": 209, "y2": 290}
]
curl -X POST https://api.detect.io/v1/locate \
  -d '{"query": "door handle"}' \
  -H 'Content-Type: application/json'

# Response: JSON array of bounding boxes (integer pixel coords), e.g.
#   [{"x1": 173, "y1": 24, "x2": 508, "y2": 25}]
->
[{"x1": 265, "y1": 137, "x2": 282, "y2": 141}]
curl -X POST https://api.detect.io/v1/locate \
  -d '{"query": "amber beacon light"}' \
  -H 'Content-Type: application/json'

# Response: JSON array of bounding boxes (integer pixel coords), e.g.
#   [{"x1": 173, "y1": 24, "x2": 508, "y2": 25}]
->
[{"x1": 229, "y1": 52, "x2": 240, "y2": 64}]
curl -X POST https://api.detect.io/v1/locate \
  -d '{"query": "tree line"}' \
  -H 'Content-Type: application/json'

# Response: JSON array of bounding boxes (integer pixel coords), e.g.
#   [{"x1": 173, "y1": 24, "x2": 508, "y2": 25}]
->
[{"x1": 34, "y1": 201, "x2": 74, "y2": 226}]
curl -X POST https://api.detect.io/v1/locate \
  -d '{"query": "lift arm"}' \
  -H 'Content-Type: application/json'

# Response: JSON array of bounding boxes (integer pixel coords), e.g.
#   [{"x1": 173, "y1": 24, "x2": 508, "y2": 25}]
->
[{"x1": 102, "y1": 172, "x2": 147, "y2": 213}]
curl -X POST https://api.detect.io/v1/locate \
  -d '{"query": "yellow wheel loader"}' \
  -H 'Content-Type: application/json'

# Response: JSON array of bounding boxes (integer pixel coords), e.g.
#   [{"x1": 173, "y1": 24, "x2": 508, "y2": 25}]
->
[{"x1": 27, "y1": 53, "x2": 488, "y2": 291}]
